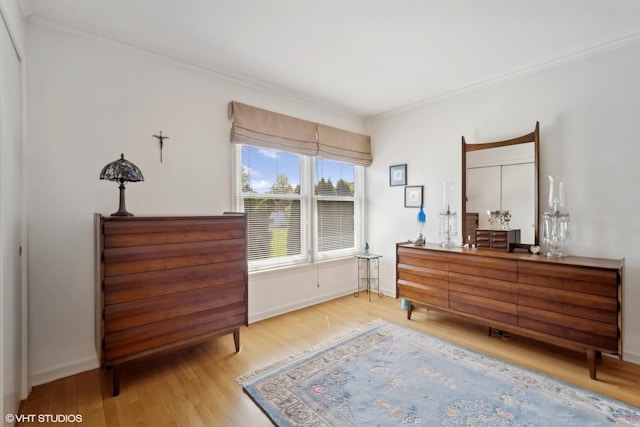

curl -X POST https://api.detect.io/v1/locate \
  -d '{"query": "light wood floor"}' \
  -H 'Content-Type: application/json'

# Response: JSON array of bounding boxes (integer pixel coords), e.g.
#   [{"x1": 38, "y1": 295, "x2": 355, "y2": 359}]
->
[{"x1": 18, "y1": 294, "x2": 640, "y2": 426}]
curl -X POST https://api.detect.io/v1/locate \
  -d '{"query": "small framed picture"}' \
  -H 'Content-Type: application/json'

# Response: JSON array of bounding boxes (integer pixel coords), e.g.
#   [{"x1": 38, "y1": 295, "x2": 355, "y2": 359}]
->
[
  {"x1": 404, "y1": 185, "x2": 423, "y2": 208},
  {"x1": 389, "y1": 164, "x2": 407, "y2": 186}
]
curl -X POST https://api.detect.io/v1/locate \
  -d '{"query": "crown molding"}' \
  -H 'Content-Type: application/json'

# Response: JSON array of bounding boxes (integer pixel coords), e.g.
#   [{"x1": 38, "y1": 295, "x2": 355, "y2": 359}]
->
[
  {"x1": 18, "y1": 0, "x2": 32, "y2": 19},
  {"x1": 368, "y1": 31, "x2": 640, "y2": 120}
]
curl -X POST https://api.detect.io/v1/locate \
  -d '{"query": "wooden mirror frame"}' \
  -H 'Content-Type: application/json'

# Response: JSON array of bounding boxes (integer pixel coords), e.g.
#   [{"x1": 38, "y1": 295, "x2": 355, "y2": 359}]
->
[{"x1": 461, "y1": 122, "x2": 540, "y2": 248}]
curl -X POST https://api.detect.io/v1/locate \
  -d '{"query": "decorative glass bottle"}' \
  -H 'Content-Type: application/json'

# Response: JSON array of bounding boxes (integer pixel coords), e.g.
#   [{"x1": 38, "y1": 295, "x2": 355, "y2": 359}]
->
[
  {"x1": 439, "y1": 181, "x2": 458, "y2": 247},
  {"x1": 542, "y1": 175, "x2": 570, "y2": 257},
  {"x1": 414, "y1": 204, "x2": 426, "y2": 246}
]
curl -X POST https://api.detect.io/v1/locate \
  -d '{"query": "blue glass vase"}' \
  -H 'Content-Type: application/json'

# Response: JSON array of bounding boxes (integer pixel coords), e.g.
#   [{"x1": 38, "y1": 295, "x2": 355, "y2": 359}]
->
[{"x1": 415, "y1": 205, "x2": 426, "y2": 246}]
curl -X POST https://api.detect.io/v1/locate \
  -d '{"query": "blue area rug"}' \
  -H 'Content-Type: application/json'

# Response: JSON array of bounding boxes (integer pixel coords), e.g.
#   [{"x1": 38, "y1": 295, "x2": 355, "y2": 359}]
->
[{"x1": 238, "y1": 320, "x2": 640, "y2": 426}]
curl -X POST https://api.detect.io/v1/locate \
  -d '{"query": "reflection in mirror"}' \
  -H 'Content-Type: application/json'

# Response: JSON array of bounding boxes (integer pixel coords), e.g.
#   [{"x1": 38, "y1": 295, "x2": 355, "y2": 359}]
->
[
  {"x1": 467, "y1": 143, "x2": 535, "y2": 242},
  {"x1": 461, "y1": 123, "x2": 539, "y2": 248}
]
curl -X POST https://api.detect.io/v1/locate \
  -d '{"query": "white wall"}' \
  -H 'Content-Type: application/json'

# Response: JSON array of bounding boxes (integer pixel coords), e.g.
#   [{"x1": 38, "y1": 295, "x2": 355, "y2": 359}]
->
[
  {"x1": 25, "y1": 21, "x2": 367, "y2": 385},
  {"x1": 0, "y1": 0, "x2": 27, "y2": 424},
  {"x1": 366, "y1": 40, "x2": 640, "y2": 364}
]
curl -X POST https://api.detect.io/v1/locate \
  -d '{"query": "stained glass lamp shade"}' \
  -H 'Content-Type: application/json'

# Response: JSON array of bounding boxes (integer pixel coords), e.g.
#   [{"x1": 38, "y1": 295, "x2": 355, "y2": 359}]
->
[{"x1": 99, "y1": 153, "x2": 144, "y2": 216}]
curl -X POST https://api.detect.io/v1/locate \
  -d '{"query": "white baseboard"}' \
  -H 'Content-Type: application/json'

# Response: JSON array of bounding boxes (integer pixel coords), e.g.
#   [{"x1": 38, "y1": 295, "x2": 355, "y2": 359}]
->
[
  {"x1": 249, "y1": 286, "x2": 397, "y2": 324},
  {"x1": 249, "y1": 289, "x2": 350, "y2": 323},
  {"x1": 29, "y1": 355, "x2": 99, "y2": 387},
  {"x1": 623, "y1": 350, "x2": 640, "y2": 366}
]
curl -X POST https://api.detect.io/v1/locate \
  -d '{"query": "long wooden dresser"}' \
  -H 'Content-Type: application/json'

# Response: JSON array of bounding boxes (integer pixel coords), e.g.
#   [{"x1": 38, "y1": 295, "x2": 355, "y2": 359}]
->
[
  {"x1": 396, "y1": 242, "x2": 623, "y2": 379},
  {"x1": 95, "y1": 214, "x2": 248, "y2": 395}
]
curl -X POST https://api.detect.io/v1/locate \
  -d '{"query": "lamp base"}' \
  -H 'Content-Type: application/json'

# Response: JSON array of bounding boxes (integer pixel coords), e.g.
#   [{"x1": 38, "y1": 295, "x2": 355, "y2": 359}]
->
[
  {"x1": 111, "y1": 183, "x2": 134, "y2": 216},
  {"x1": 111, "y1": 210, "x2": 134, "y2": 217}
]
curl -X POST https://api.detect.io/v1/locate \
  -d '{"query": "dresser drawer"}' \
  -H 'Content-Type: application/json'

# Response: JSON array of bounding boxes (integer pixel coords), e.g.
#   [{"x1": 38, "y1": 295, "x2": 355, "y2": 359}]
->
[
  {"x1": 397, "y1": 281, "x2": 449, "y2": 309},
  {"x1": 104, "y1": 303, "x2": 246, "y2": 361},
  {"x1": 104, "y1": 261, "x2": 246, "y2": 305}
]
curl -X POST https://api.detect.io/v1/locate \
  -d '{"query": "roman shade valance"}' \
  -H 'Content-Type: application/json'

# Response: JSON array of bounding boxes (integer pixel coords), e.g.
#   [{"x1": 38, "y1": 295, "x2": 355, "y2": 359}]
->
[
  {"x1": 229, "y1": 101, "x2": 318, "y2": 156},
  {"x1": 229, "y1": 101, "x2": 372, "y2": 166},
  {"x1": 317, "y1": 123, "x2": 372, "y2": 166}
]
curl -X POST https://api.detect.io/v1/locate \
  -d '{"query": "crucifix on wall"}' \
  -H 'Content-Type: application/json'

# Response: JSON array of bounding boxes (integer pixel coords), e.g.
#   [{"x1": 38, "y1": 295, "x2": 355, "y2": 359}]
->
[{"x1": 152, "y1": 130, "x2": 170, "y2": 162}]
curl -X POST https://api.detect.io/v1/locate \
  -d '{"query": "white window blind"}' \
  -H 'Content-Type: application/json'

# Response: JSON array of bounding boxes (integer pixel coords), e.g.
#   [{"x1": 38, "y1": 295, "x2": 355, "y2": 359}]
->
[
  {"x1": 314, "y1": 157, "x2": 357, "y2": 260},
  {"x1": 235, "y1": 145, "x2": 364, "y2": 271},
  {"x1": 239, "y1": 145, "x2": 309, "y2": 270}
]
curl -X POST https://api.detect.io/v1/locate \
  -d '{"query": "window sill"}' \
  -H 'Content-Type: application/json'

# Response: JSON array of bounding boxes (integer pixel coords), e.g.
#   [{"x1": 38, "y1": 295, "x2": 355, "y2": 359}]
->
[{"x1": 248, "y1": 256, "x2": 355, "y2": 279}]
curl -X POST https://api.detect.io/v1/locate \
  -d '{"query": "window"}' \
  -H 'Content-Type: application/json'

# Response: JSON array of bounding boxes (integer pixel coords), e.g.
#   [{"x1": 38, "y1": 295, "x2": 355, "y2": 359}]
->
[{"x1": 234, "y1": 144, "x2": 364, "y2": 271}]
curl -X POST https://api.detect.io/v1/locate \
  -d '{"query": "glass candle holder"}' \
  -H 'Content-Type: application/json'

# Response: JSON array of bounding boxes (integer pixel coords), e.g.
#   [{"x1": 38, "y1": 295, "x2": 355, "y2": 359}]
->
[
  {"x1": 543, "y1": 211, "x2": 570, "y2": 257},
  {"x1": 543, "y1": 175, "x2": 570, "y2": 257},
  {"x1": 439, "y1": 211, "x2": 458, "y2": 247},
  {"x1": 439, "y1": 182, "x2": 458, "y2": 247}
]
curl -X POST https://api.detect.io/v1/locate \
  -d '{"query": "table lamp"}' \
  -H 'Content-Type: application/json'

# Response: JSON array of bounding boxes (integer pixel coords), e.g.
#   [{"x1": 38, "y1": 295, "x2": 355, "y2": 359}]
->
[{"x1": 99, "y1": 153, "x2": 144, "y2": 216}]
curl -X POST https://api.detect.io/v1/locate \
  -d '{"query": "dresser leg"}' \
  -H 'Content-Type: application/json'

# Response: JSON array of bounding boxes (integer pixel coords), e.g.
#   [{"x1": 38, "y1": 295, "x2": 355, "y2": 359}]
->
[
  {"x1": 407, "y1": 303, "x2": 413, "y2": 320},
  {"x1": 233, "y1": 328, "x2": 240, "y2": 352},
  {"x1": 587, "y1": 350, "x2": 597, "y2": 380},
  {"x1": 112, "y1": 366, "x2": 121, "y2": 396}
]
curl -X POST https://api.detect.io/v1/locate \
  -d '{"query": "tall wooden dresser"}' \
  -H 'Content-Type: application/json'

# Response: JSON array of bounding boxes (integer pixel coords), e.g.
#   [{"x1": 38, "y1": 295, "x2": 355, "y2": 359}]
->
[{"x1": 95, "y1": 214, "x2": 248, "y2": 395}]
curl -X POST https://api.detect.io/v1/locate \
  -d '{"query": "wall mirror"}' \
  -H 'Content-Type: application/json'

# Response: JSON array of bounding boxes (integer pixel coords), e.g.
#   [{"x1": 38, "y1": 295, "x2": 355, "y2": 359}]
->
[{"x1": 461, "y1": 122, "x2": 539, "y2": 248}]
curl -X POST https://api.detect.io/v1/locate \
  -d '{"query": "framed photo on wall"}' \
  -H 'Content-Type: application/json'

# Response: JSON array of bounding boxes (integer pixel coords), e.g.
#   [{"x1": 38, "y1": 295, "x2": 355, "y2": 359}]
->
[
  {"x1": 389, "y1": 164, "x2": 407, "y2": 186},
  {"x1": 404, "y1": 185, "x2": 423, "y2": 208}
]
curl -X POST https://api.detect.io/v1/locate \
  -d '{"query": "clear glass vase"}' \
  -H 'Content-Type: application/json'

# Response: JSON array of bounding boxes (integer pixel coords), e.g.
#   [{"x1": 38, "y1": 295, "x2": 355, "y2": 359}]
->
[
  {"x1": 543, "y1": 175, "x2": 570, "y2": 257},
  {"x1": 548, "y1": 175, "x2": 565, "y2": 212}
]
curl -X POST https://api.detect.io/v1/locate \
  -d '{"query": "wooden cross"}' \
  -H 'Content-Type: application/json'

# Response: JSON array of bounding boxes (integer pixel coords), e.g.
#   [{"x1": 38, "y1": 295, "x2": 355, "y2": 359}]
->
[{"x1": 152, "y1": 131, "x2": 170, "y2": 162}]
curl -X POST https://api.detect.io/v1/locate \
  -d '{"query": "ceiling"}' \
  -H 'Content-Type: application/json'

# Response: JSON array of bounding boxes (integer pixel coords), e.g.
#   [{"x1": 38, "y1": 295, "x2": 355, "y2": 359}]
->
[{"x1": 21, "y1": 0, "x2": 640, "y2": 118}]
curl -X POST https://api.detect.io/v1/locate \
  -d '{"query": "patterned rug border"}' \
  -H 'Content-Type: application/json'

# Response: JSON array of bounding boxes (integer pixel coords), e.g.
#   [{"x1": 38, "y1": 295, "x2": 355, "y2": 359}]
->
[
  {"x1": 237, "y1": 318, "x2": 386, "y2": 384},
  {"x1": 238, "y1": 319, "x2": 640, "y2": 425}
]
